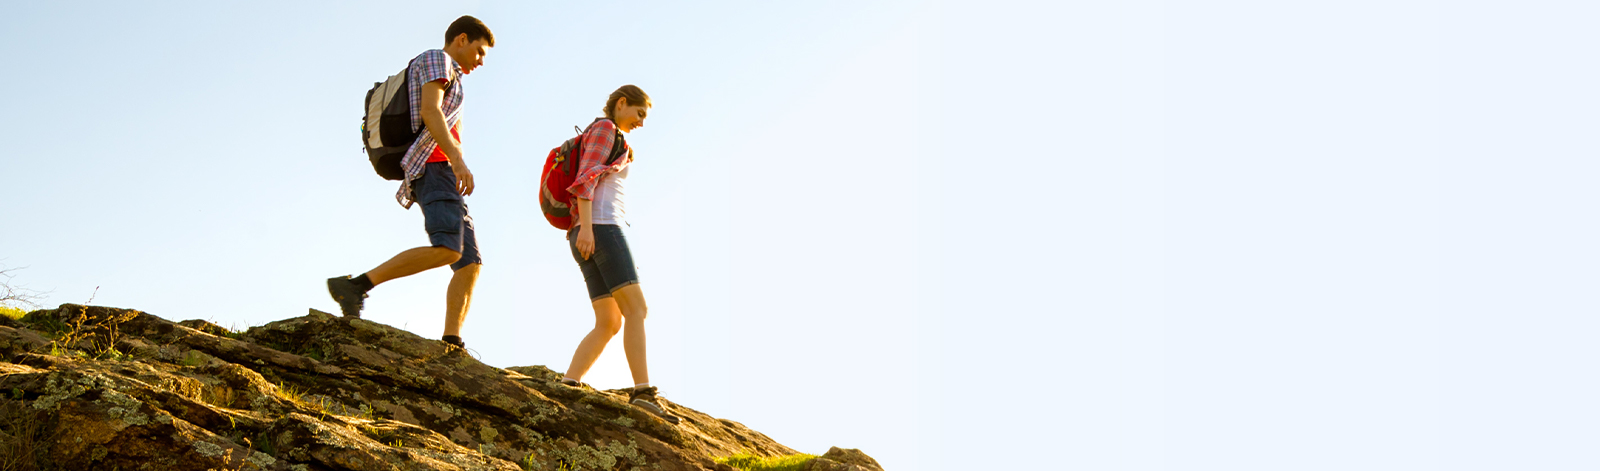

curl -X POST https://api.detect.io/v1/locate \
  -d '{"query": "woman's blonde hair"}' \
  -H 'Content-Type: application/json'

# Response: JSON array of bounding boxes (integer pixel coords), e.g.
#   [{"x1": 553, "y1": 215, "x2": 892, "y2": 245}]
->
[{"x1": 603, "y1": 85, "x2": 651, "y2": 120}]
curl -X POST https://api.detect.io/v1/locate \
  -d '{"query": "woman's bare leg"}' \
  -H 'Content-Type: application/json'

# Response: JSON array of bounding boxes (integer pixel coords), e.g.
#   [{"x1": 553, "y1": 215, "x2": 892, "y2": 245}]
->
[
  {"x1": 611, "y1": 284, "x2": 649, "y2": 386},
  {"x1": 564, "y1": 297, "x2": 623, "y2": 381}
]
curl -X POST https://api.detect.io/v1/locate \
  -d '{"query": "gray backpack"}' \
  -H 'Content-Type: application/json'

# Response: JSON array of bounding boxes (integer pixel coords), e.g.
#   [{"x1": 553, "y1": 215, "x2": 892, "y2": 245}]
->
[{"x1": 361, "y1": 67, "x2": 417, "y2": 180}]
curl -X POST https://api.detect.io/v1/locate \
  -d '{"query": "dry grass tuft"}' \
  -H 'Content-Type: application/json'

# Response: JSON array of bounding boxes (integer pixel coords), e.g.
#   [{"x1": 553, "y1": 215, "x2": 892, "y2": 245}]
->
[{"x1": 0, "y1": 399, "x2": 51, "y2": 471}]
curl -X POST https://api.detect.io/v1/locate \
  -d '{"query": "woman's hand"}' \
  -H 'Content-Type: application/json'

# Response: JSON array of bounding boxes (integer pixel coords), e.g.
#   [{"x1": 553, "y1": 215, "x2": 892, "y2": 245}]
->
[{"x1": 576, "y1": 225, "x2": 595, "y2": 260}]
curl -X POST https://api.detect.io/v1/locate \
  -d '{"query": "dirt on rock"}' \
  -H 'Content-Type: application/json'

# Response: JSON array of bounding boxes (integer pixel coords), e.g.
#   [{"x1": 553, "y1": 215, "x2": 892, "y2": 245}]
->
[{"x1": 0, "y1": 304, "x2": 879, "y2": 471}]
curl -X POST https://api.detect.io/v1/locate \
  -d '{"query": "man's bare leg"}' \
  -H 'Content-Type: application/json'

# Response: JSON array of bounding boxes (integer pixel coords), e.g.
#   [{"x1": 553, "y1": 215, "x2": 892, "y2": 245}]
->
[
  {"x1": 443, "y1": 263, "x2": 481, "y2": 337},
  {"x1": 330, "y1": 246, "x2": 461, "y2": 317},
  {"x1": 367, "y1": 247, "x2": 462, "y2": 285}
]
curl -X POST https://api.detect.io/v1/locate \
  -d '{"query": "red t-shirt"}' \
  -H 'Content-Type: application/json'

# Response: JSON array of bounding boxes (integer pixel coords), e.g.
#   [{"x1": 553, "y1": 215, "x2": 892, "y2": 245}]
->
[{"x1": 426, "y1": 126, "x2": 460, "y2": 163}]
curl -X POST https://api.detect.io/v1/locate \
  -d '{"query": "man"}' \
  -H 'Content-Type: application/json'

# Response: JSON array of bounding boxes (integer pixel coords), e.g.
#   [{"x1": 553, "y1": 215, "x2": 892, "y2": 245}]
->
[{"x1": 327, "y1": 16, "x2": 494, "y2": 350}]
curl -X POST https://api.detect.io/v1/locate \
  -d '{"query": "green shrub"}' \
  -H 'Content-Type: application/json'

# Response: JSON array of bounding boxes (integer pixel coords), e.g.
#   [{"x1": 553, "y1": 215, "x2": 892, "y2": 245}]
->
[{"x1": 716, "y1": 453, "x2": 818, "y2": 471}]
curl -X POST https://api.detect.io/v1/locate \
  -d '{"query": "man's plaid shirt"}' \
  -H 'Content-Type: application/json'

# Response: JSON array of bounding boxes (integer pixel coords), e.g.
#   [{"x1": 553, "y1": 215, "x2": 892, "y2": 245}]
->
[{"x1": 394, "y1": 49, "x2": 464, "y2": 208}]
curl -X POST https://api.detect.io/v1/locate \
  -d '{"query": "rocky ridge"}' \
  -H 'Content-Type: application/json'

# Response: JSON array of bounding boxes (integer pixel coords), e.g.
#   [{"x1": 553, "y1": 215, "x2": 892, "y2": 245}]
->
[{"x1": 0, "y1": 304, "x2": 882, "y2": 471}]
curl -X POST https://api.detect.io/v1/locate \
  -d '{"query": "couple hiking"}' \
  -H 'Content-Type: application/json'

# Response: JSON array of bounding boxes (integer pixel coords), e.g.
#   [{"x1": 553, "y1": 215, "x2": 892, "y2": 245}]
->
[{"x1": 323, "y1": 16, "x2": 678, "y2": 425}]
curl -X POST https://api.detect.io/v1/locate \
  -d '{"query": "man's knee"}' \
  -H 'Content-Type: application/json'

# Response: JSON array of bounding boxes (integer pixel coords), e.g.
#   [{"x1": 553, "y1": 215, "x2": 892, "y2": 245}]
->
[{"x1": 432, "y1": 246, "x2": 462, "y2": 266}]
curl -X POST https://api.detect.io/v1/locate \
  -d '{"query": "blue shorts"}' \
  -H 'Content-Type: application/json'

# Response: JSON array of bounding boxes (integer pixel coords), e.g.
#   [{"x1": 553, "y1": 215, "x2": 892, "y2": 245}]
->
[
  {"x1": 413, "y1": 162, "x2": 481, "y2": 271},
  {"x1": 568, "y1": 224, "x2": 639, "y2": 301}
]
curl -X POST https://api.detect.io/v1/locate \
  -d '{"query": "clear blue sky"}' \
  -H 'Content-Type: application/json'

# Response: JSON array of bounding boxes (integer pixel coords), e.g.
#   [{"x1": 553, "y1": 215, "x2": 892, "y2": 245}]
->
[{"x1": 3, "y1": 1, "x2": 1598, "y2": 470}]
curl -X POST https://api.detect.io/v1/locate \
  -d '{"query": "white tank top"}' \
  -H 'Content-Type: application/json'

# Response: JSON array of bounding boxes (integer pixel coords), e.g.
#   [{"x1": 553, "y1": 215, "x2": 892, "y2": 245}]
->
[{"x1": 589, "y1": 164, "x2": 628, "y2": 225}]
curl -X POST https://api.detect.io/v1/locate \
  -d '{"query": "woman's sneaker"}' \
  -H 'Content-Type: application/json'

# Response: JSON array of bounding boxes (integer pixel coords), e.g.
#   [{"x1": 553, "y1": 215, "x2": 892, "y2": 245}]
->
[
  {"x1": 560, "y1": 378, "x2": 592, "y2": 389},
  {"x1": 628, "y1": 386, "x2": 681, "y2": 425}
]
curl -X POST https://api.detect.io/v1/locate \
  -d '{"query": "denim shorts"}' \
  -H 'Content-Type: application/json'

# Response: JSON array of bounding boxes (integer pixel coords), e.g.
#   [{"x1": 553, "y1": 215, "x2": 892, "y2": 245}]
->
[
  {"x1": 413, "y1": 162, "x2": 481, "y2": 271},
  {"x1": 567, "y1": 224, "x2": 638, "y2": 301}
]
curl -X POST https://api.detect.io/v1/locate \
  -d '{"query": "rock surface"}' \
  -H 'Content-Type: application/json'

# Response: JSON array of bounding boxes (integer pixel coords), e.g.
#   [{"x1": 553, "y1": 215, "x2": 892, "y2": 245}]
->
[
  {"x1": 804, "y1": 447, "x2": 885, "y2": 471},
  {"x1": 0, "y1": 304, "x2": 882, "y2": 471}
]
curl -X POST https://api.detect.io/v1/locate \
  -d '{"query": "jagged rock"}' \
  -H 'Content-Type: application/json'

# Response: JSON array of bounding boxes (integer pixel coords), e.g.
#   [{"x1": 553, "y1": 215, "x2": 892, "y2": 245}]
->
[
  {"x1": 0, "y1": 304, "x2": 875, "y2": 471},
  {"x1": 804, "y1": 447, "x2": 884, "y2": 471},
  {"x1": 0, "y1": 324, "x2": 50, "y2": 358},
  {"x1": 177, "y1": 319, "x2": 233, "y2": 337}
]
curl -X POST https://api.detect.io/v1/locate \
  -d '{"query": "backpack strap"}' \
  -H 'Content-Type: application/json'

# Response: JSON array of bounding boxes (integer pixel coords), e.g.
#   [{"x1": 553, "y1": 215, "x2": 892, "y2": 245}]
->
[
  {"x1": 604, "y1": 129, "x2": 627, "y2": 166},
  {"x1": 583, "y1": 118, "x2": 628, "y2": 166}
]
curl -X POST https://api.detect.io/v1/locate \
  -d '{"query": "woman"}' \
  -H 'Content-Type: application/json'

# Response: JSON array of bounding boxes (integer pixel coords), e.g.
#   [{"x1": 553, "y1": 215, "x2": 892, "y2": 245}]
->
[{"x1": 558, "y1": 85, "x2": 679, "y2": 424}]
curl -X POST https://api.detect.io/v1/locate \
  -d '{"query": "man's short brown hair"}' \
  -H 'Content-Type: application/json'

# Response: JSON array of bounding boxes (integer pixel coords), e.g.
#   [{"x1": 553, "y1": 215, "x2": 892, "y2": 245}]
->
[{"x1": 445, "y1": 15, "x2": 494, "y2": 47}]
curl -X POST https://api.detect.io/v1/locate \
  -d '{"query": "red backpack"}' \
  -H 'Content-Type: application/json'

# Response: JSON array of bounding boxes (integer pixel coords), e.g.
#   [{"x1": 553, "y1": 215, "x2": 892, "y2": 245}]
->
[{"x1": 539, "y1": 119, "x2": 627, "y2": 229}]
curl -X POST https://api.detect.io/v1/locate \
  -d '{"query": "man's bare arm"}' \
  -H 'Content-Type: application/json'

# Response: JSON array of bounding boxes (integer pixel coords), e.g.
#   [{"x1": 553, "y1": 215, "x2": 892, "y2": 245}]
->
[{"x1": 419, "y1": 80, "x2": 474, "y2": 195}]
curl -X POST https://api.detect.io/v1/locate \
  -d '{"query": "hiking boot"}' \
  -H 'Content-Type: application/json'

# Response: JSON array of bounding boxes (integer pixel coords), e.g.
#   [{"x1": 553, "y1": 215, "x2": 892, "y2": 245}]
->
[
  {"x1": 443, "y1": 345, "x2": 477, "y2": 360},
  {"x1": 326, "y1": 276, "x2": 367, "y2": 318},
  {"x1": 442, "y1": 336, "x2": 466, "y2": 349},
  {"x1": 629, "y1": 386, "x2": 681, "y2": 425},
  {"x1": 560, "y1": 378, "x2": 592, "y2": 389}
]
